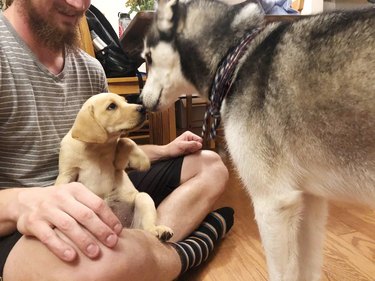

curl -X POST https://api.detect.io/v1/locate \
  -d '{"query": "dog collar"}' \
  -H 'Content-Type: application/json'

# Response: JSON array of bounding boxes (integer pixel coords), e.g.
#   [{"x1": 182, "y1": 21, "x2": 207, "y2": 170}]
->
[{"x1": 202, "y1": 27, "x2": 262, "y2": 140}]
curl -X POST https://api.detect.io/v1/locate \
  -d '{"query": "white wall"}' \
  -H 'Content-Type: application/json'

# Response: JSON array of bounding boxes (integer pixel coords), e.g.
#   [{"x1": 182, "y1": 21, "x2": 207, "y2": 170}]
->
[
  {"x1": 301, "y1": 0, "x2": 324, "y2": 14},
  {"x1": 91, "y1": 0, "x2": 130, "y2": 36}
]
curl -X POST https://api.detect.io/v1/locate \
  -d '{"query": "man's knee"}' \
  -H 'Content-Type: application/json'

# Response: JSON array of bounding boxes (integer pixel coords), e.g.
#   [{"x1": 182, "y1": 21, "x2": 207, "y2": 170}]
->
[
  {"x1": 201, "y1": 150, "x2": 229, "y2": 181},
  {"x1": 182, "y1": 150, "x2": 229, "y2": 198}
]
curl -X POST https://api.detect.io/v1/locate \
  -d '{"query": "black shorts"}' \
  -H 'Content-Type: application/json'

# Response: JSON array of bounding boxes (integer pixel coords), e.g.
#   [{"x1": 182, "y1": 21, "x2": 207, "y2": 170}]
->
[{"x1": 0, "y1": 156, "x2": 184, "y2": 277}]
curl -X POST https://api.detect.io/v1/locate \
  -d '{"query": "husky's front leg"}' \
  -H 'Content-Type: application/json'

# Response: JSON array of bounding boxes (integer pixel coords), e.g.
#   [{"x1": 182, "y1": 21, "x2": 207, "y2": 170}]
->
[
  {"x1": 252, "y1": 190, "x2": 304, "y2": 281},
  {"x1": 298, "y1": 194, "x2": 328, "y2": 281},
  {"x1": 132, "y1": 192, "x2": 174, "y2": 241}
]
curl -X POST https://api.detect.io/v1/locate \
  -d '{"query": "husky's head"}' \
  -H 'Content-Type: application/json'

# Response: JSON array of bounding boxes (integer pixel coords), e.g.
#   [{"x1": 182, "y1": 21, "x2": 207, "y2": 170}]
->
[{"x1": 141, "y1": 0, "x2": 263, "y2": 111}]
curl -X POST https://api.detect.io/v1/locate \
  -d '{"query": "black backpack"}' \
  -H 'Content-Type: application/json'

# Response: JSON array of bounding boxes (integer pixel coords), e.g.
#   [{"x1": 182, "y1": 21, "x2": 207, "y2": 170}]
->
[{"x1": 85, "y1": 5, "x2": 142, "y2": 78}]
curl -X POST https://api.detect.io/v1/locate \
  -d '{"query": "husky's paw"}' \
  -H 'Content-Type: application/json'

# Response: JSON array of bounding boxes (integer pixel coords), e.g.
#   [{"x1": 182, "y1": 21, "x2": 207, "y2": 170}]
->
[
  {"x1": 129, "y1": 150, "x2": 150, "y2": 171},
  {"x1": 149, "y1": 225, "x2": 174, "y2": 241}
]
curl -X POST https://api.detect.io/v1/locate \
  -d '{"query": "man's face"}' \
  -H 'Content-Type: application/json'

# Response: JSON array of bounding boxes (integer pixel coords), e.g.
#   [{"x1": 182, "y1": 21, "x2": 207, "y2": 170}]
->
[{"x1": 21, "y1": 0, "x2": 91, "y2": 50}]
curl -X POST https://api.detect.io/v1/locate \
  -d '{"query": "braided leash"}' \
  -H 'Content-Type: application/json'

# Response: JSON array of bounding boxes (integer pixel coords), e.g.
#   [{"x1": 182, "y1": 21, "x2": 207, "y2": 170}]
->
[{"x1": 202, "y1": 27, "x2": 262, "y2": 140}]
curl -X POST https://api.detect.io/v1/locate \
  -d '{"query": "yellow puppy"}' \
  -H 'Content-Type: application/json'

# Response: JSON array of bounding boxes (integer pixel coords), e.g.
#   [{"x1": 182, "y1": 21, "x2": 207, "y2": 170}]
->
[{"x1": 56, "y1": 93, "x2": 173, "y2": 241}]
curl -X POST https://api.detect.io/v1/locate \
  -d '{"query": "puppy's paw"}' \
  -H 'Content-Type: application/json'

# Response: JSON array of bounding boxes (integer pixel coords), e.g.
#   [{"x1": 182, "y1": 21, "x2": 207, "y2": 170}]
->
[
  {"x1": 129, "y1": 151, "x2": 151, "y2": 171},
  {"x1": 149, "y1": 225, "x2": 174, "y2": 241}
]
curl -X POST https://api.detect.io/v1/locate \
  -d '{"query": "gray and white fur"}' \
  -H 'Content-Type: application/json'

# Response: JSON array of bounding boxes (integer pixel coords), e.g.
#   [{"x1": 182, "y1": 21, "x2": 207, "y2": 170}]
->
[{"x1": 140, "y1": 0, "x2": 375, "y2": 280}]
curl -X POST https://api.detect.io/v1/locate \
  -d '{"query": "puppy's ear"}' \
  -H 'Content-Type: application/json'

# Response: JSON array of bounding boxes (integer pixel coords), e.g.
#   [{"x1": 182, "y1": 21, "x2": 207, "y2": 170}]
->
[
  {"x1": 71, "y1": 104, "x2": 108, "y2": 143},
  {"x1": 156, "y1": 0, "x2": 182, "y2": 38}
]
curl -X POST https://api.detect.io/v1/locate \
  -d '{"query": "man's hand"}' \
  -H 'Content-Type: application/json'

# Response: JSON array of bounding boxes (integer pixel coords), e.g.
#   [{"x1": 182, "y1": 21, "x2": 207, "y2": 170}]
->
[
  {"x1": 13, "y1": 183, "x2": 122, "y2": 262},
  {"x1": 165, "y1": 131, "x2": 203, "y2": 157}
]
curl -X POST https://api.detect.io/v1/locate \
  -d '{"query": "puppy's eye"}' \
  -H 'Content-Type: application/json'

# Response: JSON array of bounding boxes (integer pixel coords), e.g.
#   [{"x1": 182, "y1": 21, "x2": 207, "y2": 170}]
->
[
  {"x1": 107, "y1": 103, "x2": 117, "y2": 110},
  {"x1": 145, "y1": 52, "x2": 152, "y2": 66}
]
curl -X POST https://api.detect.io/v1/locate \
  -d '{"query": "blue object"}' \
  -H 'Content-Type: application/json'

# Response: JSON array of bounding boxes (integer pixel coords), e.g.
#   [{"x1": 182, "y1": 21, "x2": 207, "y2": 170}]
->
[{"x1": 259, "y1": 0, "x2": 299, "y2": 15}]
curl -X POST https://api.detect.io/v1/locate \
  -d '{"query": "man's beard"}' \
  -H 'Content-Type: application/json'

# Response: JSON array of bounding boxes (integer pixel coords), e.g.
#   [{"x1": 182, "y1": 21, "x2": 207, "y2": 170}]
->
[{"x1": 22, "y1": 0, "x2": 81, "y2": 51}]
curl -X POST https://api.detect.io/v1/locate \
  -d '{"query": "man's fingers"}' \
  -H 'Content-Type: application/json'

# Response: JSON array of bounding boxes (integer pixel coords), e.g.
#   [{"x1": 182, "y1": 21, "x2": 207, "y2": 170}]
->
[
  {"x1": 45, "y1": 209, "x2": 102, "y2": 258},
  {"x1": 60, "y1": 197, "x2": 120, "y2": 249},
  {"x1": 189, "y1": 135, "x2": 203, "y2": 143},
  {"x1": 68, "y1": 183, "x2": 123, "y2": 235},
  {"x1": 182, "y1": 131, "x2": 203, "y2": 143},
  {"x1": 30, "y1": 222, "x2": 77, "y2": 262},
  {"x1": 181, "y1": 140, "x2": 203, "y2": 154}
]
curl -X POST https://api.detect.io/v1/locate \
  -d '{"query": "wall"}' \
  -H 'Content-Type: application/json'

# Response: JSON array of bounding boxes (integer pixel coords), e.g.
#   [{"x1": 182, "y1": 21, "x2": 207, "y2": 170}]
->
[
  {"x1": 302, "y1": 0, "x2": 323, "y2": 14},
  {"x1": 323, "y1": 0, "x2": 373, "y2": 10},
  {"x1": 223, "y1": 0, "x2": 324, "y2": 14},
  {"x1": 91, "y1": 0, "x2": 129, "y2": 36}
]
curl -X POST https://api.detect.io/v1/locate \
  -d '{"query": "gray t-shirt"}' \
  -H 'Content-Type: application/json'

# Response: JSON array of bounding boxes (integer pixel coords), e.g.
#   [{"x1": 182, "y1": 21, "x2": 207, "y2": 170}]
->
[{"x1": 0, "y1": 13, "x2": 108, "y2": 188}]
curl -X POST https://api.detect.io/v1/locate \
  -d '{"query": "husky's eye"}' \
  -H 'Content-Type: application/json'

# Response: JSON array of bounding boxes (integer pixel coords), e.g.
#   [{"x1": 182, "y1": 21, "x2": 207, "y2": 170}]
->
[
  {"x1": 145, "y1": 52, "x2": 152, "y2": 66},
  {"x1": 107, "y1": 103, "x2": 117, "y2": 110}
]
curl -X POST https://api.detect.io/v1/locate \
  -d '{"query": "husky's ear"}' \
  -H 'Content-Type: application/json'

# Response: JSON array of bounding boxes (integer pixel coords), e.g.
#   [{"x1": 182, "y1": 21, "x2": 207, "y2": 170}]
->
[
  {"x1": 71, "y1": 104, "x2": 108, "y2": 144},
  {"x1": 231, "y1": 2, "x2": 263, "y2": 30},
  {"x1": 156, "y1": 0, "x2": 181, "y2": 37}
]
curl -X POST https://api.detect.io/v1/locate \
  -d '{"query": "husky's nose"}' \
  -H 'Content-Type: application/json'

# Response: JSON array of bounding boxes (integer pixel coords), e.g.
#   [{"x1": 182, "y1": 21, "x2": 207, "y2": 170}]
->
[
  {"x1": 137, "y1": 94, "x2": 143, "y2": 105},
  {"x1": 137, "y1": 105, "x2": 147, "y2": 114}
]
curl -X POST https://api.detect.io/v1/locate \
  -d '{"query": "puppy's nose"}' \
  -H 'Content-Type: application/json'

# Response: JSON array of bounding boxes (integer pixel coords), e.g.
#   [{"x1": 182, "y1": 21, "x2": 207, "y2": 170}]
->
[{"x1": 137, "y1": 105, "x2": 147, "y2": 114}]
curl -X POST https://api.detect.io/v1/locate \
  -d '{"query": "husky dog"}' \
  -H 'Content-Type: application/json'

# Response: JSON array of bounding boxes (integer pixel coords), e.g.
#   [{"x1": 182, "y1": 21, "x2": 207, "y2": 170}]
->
[{"x1": 140, "y1": 0, "x2": 375, "y2": 280}]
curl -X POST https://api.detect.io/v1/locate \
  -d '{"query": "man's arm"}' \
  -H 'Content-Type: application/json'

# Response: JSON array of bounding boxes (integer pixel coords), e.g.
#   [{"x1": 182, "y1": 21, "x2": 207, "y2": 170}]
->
[
  {"x1": 0, "y1": 188, "x2": 20, "y2": 236},
  {"x1": 140, "y1": 131, "x2": 203, "y2": 162}
]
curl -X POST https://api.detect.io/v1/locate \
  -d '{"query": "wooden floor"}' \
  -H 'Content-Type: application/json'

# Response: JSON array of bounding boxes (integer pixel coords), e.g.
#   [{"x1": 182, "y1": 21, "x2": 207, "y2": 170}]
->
[{"x1": 181, "y1": 150, "x2": 375, "y2": 281}]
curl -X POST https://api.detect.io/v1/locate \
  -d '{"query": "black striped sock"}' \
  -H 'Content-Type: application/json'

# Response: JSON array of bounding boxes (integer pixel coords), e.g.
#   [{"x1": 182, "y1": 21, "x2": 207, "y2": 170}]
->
[{"x1": 172, "y1": 207, "x2": 234, "y2": 275}]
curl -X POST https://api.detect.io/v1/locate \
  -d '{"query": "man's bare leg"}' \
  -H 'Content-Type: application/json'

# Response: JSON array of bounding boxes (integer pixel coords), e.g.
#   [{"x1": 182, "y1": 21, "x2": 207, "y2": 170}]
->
[
  {"x1": 4, "y1": 229, "x2": 180, "y2": 281},
  {"x1": 157, "y1": 150, "x2": 229, "y2": 241}
]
